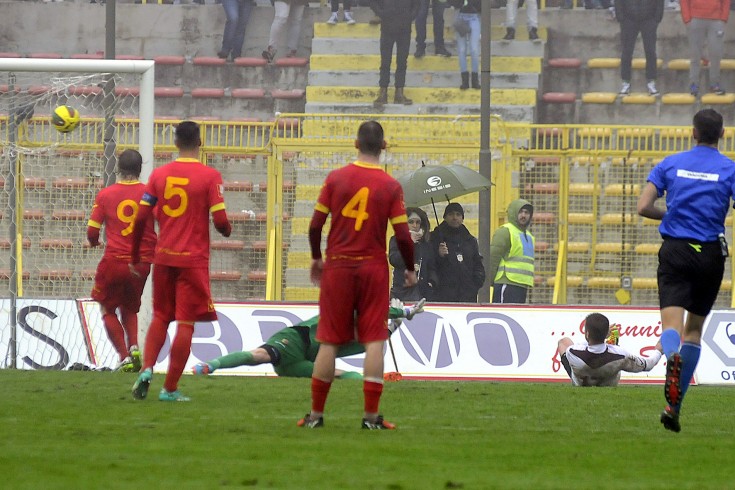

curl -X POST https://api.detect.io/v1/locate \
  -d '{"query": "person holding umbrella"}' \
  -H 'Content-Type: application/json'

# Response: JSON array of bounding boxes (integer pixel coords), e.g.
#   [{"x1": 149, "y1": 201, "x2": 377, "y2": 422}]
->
[
  {"x1": 488, "y1": 199, "x2": 535, "y2": 304},
  {"x1": 431, "y1": 203, "x2": 486, "y2": 303},
  {"x1": 389, "y1": 207, "x2": 438, "y2": 301}
]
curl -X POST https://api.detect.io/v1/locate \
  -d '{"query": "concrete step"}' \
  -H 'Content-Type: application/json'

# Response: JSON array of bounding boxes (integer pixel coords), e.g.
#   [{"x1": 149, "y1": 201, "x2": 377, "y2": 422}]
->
[
  {"x1": 305, "y1": 86, "x2": 536, "y2": 105},
  {"x1": 312, "y1": 37, "x2": 546, "y2": 57},
  {"x1": 304, "y1": 101, "x2": 534, "y2": 120},
  {"x1": 308, "y1": 70, "x2": 539, "y2": 89},
  {"x1": 309, "y1": 54, "x2": 542, "y2": 73},
  {"x1": 313, "y1": 23, "x2": 549, "y2": 42}
]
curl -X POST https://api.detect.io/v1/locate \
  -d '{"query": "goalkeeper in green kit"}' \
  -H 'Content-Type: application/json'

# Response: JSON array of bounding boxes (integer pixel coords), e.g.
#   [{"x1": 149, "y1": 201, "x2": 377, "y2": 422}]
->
[{"x1": 192, "y1": 299, "x2": 425, "y2": 379}]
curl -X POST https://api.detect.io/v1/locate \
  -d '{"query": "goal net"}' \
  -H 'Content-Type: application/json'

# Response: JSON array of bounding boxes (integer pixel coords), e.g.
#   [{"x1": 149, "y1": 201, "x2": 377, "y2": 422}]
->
[{"x1": 0, "y1": 58, "x2": 154, "y2": 370}]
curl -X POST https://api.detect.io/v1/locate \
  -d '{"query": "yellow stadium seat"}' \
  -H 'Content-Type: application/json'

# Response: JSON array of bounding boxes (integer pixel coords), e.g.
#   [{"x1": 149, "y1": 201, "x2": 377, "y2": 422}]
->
[
  {"x1": 701, "y1": 93, "x2": 735, "y2": 105},
  {"x1": 721, "y1": 279, "x2": 732, "y2": 291},
  {"x1": 659, "y1": 127, "x2": 692, "y2": 138},
  {"x1": 581, "y1": 92, "x2": 617, "y2": 104},
  {"x1": 587, "y1": 58, "x2": 621, "y2": 69},
  {"x1": 662, "y1": 93, "x2": 697, "y2": 105},
  {"x1": 547, "y1": 276, "x2": 584, "y2": 287},
  {"x1": 632, "y1": 58, "x2": 663, "y2": 69},
  {"x1": 587, "y1": 277, "x2": 620, "y2": 288},
  {"x1": 604, "y1": 184, "x2": 641, "y2": 196},
  {"x1": 576, "y1": 127, "x2": 612, "y2": 138},
  {"x1": 554, "y1": 242, "x2": 590, "y2": 253},
  {"x1": 569, "y1": 183, "x2": 598, "y2": 195},
  {"x1": 594, "y1": 243, "x2": 632, "y2": 253},
  {"x1": 642, "y1": 217, "x2": 661, "y2": 226},
  {"x1": 666, "y1": 59, "x2": 690, "y2": 70},
  {"x1": 621, "y1": 94, "x2": 656, "y2": 104},
  {"x1": 616, "y1": 128, "x2": 654, "y2": 138},
  {"x1": 632, "y1": 278, "x2": 658, "y2": 289},
  {"x1": 568, "y1": 213, "x2": 595, "y2": 224},
  {"x1": 600, "y1": 213, "x2": 637, "y2": 225},
  {"x1": 635, "y1": 243, "x2": 660, "y2": 254}
]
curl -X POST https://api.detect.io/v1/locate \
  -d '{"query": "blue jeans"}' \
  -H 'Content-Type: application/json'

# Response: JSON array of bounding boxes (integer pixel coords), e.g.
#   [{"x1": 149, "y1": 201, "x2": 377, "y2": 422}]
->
[
  {"x1": 415, "y1": 0, "x2": 447, "y2": 50},
  {"x1": 220, "y1": 0, "x2": 253, "y2": 57},
  {"x1": 455, "y1": 13, "x2": 480, "y2": 73}
]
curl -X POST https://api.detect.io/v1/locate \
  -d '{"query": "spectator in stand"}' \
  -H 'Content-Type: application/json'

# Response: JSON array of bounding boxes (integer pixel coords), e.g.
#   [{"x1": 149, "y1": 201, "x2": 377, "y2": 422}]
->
[
  {"x1": 503, "y1": 0, "x2": 539, "y2": 41},
  {"x1": 450, "y1": 0, "x2": 481, "y2": 90},
  {"x1": 327, "y1": 0, "x2": 356, "y2": 24},
  {"x1": 616, "y1": 0, "x2": 665, "y2": 97},
  {"x1": 261, "y1": 0, "x2": 308, "y2": 62},
  {"x1": 390, "y1": 207, "x2": 438, "y2": 301},
  {"x1": 370, "y1": 0, "x2": 421, "y2": 107},
  {"x1": 431, "y1": 202, "x2": 486, "y2": 303},
  {"x1": 217, "y1": 0, "x2": 255, "y2": 61},
  {"x1": 414, "y1": 0, "x2": 452, "y2": 58},
  {"x1": 681, "y1": 0, "x2": 730, "y2": 96},
  {"x1": 87, "y1": 149, "x2": 157, "y2": 373},
  {"x1": 488, "y1": 199, "x2": 534, "y2": 304}
]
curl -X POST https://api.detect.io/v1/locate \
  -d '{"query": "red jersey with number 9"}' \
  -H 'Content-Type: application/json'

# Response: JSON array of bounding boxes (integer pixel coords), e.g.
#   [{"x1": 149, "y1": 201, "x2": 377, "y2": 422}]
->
[
  {"x1": 141, "y1": 158, "x2": 226, "y2": 267},
  {"x1": 88, "y1": 181, "x2": 157, "y2": 262},
  {"x1": 316, "y1": 161, "x2": 407, "y2": 264}
]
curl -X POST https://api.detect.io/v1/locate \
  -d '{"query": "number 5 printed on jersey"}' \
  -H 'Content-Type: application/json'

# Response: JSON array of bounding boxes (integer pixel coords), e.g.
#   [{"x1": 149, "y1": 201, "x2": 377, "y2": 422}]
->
[{"x1": 163, "y1": 176, "x2": 190, "y2": 218}]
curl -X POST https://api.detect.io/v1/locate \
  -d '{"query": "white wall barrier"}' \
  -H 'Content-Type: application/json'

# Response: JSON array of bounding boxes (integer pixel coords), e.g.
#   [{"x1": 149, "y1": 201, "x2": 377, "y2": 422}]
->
[{"x1": 5, "y1": 299, "x2": 735, "y2": 385}]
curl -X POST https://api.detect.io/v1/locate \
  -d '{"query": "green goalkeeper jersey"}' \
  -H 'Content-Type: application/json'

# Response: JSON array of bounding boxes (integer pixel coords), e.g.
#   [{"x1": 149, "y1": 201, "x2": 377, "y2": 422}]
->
[{"x1": 297, "y1": 306, "x2": 406, "y2": 361}]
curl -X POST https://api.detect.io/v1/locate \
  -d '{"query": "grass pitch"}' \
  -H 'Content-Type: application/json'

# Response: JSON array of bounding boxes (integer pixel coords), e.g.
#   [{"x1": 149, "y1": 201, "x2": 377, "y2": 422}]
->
[{"x1": 1, "y1": 371, "x2": 734, "y2": 489}]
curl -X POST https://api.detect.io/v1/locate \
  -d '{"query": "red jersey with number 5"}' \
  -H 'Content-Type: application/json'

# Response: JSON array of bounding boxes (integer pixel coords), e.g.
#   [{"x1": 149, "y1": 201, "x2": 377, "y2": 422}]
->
[
  {"x1": 315, "y1": 161, "x2": 407, "y2": 264},
  {"x1": 140, "y1": 158, "x2": 226, "y2": 267},
  {"x1": 88, "y1": 181, "x2": 156, "y2": 262}
]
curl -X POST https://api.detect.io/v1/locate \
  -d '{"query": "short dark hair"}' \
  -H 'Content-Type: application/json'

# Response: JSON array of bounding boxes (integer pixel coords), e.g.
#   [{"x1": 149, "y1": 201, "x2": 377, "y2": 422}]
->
[
  {"x1": 175, "y1": 121, "x2": 201, "y2": 150},
  {"x1": 356, "y1": 120, "x2": 384, "y2": 156},
  {"x1": 117, "y1": 149, "x2": 142, "y2": 178},
  {"x1": 584, "y1": 313, "x2": 610, "y2": 344},
  {"x1": 693, "y1": 109, "x2": 723, "y2": 145}
]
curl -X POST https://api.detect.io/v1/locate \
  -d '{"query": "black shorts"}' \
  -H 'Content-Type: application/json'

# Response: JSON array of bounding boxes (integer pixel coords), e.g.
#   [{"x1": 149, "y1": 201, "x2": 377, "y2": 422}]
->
[{"x1": 658, "y1": 238, "x2": 725, "y2": 316}]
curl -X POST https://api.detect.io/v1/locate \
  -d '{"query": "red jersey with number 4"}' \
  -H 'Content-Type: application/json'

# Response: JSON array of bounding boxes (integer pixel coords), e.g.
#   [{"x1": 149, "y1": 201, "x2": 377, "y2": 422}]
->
[
  {"x1": 140, "y1": 158, "x2": 226, "y2": 267},
  {"x1": 315, "y1": 161, "x2": 407, "y2": 264},
  {"x1": 88, "y1": 181, "x2": 156, "y2": 262}
]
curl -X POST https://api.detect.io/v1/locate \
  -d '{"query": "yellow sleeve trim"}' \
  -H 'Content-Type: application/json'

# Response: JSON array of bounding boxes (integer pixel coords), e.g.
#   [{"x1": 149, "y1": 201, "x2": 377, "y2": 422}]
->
[
  {"x1": 139, "y1": 200, "x2": 152, "y2": 207},
  {"x1": 210, "y1": 202, "x2": 226, "y2": 213},
  {"x1": 87, "y1": 220, "x2": 102, "y2": 229},
  {"x1": 390, "y1": 214, "x2": 408, "y2": 225},
  {"x1": 314, "y1": 202, "x2": 330, "y2": 214}
]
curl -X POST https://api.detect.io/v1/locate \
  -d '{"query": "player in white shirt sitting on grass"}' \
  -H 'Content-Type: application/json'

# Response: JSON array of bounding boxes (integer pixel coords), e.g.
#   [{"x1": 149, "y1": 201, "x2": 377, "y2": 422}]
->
[{"x1": 557, "y1": 312, "x2": 663, "y2": 387}]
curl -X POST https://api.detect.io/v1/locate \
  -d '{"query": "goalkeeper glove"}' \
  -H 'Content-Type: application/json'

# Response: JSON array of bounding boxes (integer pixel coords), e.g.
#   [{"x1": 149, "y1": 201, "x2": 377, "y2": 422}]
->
[{"x1": 405, "y1": 298, "x2": 426, "y2": 320}]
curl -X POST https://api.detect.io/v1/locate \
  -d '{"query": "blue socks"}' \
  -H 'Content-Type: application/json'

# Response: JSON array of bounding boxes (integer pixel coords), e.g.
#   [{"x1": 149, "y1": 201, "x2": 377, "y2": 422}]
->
[
  {"x1": 675, "y1": 342, "x2": 701, "y2": 412},
  {"x1": 660, "y1": 329, "x2": 681, "y2": 358}
]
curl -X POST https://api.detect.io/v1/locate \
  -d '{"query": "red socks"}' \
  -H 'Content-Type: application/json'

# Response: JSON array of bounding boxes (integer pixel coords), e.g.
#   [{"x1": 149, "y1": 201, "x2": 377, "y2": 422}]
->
[
  {"x1": 363, "y1": 380, "x2": 383, "y2": 414},
  {"x1": 142, "y1": 316, "x2": 168, "y2": 369},
  {"x1": 311, "y1": 378, "x2": 332, "y2": 414},
  {"x1": 120, "y1": 309, "x2": 139, "y2": 348},
  {"x1": 163, "y1": 323, "x2": 194, "y2": 393},
  {"x1": 102, "y1": 313, "x2": 127, "y2": 360}
]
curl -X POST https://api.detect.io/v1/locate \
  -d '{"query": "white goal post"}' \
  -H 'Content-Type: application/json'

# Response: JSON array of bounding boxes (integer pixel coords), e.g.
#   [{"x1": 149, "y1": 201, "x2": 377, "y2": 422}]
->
[{"x1": 0, "y1": 58, "x2": 155, "y2": 370}]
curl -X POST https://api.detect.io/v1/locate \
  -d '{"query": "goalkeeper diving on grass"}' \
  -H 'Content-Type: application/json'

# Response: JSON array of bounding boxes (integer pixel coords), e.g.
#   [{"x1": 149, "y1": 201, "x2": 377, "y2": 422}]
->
[{"x1": 192, "y1": 299, "x2": 426, "y2": 379}]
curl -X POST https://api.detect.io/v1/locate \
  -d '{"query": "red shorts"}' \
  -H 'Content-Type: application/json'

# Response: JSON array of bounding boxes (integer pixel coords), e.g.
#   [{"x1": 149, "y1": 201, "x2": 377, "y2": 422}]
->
[
  {"x1": 152, "y1": 265, "x2": 217, "y2": 323},
  {"x1": 91, "y1": 257, "x2": 150, "y2": 312},
  {"x1": 317, "y1": 259, "x2": 389, "y2": 345}
]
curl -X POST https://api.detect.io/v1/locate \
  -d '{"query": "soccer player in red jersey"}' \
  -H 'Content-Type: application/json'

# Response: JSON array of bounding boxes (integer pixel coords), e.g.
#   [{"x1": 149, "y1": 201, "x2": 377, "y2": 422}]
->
[
  {"x1": 129, "y1": 121, "x2": 232, "y2": 402},
  {"x1": 298, "y1": 120, "x2": 417, "y2": 429},
  {"x1": 87, "y1": 149, "x2": 156, "y2": 372}
]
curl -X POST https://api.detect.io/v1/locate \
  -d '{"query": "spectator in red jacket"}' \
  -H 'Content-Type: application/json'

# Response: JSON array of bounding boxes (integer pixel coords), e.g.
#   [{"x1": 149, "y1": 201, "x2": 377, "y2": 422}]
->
[{"x1": 681, "y1": 0, "x2": 731, "y2": 95}]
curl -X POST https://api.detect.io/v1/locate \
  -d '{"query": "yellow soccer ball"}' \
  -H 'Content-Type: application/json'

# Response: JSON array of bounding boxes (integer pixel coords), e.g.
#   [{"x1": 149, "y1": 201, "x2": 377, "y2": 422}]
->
[{"x1": 51, "y1": 105, "x2": 80, "y2": 133}]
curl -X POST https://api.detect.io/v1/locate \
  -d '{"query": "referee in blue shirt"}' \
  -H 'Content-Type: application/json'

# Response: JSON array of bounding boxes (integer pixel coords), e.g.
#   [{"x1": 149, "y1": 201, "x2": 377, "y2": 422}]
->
[{"x1": 638, "y1": 108, "x2": 735, "y2": 433}]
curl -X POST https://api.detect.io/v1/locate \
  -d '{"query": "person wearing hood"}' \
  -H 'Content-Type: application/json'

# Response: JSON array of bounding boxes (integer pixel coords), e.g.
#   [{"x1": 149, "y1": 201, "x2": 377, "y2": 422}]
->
[
  {"x1": 488, "y1": 199, "x2": 535, "y2": 304},
  {"x1": 390, "y1": 207, "x2": 438, "y2": 301},
  {"x1": 431, "y1": 202, "x2": 486, "y2": 302}
]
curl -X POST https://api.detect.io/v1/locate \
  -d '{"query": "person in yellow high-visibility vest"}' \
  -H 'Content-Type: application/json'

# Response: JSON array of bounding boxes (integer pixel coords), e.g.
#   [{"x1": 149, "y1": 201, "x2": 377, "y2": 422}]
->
[{"x1": 489, "y1": 199, "x2": 534, "y2": 304}]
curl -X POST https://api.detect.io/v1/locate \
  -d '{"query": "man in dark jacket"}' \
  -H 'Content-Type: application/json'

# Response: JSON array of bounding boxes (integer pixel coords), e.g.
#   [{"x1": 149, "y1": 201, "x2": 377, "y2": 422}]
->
[
  {"x1": 431, "y1": 203, "x2": 486, "y2": 303},
  {"x1": 616, "y1": 0, "x2": 665, "y2": 96},
  {"x1": 370, "y1": 0, "x2": 421, "y2": 106}
]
